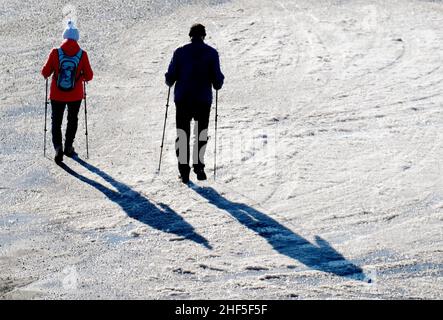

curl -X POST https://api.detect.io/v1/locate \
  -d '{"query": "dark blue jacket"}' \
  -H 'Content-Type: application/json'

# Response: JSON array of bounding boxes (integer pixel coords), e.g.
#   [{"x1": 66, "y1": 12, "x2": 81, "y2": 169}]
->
[{"x1": 165, "y1": 39, "x2": 224, "y2": 104}]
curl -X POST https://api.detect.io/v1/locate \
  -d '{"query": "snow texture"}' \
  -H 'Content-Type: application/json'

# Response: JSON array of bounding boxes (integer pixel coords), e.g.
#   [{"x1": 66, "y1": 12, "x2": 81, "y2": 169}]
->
[{"x1": 0, "y1": 0, "x2": 442, "y2": 299}]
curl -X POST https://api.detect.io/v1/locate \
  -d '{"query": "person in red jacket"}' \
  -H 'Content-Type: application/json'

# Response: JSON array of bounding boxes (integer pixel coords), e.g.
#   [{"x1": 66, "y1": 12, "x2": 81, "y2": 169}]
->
[{"x1": 41, "y1": 20, "x2": 93, "y2": 163}]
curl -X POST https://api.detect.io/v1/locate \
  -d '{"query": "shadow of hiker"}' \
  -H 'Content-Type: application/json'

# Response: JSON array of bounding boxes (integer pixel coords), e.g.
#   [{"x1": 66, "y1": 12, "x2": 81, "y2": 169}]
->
[
  {"x1": 57, "y1": 157, "x2": 212, "y2": 249},
  {"x1": 189, "y1": 182, "x2": 365, "y2": 280}
]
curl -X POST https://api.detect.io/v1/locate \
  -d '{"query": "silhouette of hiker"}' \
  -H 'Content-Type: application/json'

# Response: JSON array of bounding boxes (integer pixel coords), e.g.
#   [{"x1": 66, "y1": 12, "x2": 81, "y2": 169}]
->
[
  {"x1": 58, "y1": 158, "x2": 212, "y2": 249},
  {"x1": 165, "y1": 23, "x2": 224, "y2": 183},
  {"x1": 190, "y1": 183, "x2": 365, "y2": 279}
]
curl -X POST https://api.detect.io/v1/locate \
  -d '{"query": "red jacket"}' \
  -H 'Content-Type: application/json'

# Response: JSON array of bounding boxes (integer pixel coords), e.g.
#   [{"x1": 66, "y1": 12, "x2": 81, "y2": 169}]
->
[{"x1": 41, "y1": 39, "x2": 93, "y2": 102}]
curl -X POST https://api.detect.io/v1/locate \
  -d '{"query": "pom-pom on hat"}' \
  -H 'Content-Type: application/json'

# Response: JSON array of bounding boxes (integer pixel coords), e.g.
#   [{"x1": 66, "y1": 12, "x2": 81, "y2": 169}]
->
[{"x1": 63, "y1": 20, "x2": 79, "y2": 41}]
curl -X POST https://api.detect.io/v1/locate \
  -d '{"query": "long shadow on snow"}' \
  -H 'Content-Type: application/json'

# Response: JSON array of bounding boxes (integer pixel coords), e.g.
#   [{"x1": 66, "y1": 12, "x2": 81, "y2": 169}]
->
[
  {"x1": 189, "y1": 182, "x2": 365, "y2": 280},
  {"x1": 57, "y1": 157, "x2": 212, "y2": 249}
]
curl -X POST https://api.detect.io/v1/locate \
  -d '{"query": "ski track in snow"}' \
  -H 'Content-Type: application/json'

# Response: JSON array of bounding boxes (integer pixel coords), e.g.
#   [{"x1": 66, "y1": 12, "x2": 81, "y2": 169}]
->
[{"x1": 0, "y1": 0, "x2": 442, "y2": 299}]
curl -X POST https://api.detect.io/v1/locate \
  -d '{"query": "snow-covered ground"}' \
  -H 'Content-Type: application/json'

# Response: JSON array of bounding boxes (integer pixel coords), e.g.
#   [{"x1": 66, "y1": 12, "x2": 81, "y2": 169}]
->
[{"x1": 1, "y1": 0, "x2": 442, "y2": 299}]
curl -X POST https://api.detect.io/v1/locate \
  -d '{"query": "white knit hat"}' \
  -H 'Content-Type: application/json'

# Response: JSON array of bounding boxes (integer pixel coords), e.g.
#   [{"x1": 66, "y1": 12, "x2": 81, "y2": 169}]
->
[{"x1": 63, "y1": 20, "x2": 79, "y2": 41}]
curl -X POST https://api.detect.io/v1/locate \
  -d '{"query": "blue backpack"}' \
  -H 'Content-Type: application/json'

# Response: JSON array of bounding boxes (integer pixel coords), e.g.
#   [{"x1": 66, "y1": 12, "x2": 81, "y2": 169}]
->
[{"x1": 57, "y1": 48, "x2": 83, "y2": 91}]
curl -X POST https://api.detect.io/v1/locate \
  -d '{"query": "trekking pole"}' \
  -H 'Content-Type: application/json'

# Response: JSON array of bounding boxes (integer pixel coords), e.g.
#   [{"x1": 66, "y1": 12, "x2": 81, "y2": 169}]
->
[
  {"x1": 83, "y1": 81, "x2": 89, "y2": 159},
  {"x1": 43, "y1": 78, "x2": 49, "y2": 157},
  {"x1": 214, "y1": 90, "x2": 218, "y2": 180},
  {"x1": 157, "y1": 86, "x2": 171, "y2": 174}
]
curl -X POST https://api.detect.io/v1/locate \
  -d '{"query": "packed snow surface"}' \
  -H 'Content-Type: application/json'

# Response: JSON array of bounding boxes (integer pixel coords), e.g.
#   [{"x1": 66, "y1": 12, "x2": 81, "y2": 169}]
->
[{"x1": 1, "y1": 0, "x2": 442, "y2": 299}]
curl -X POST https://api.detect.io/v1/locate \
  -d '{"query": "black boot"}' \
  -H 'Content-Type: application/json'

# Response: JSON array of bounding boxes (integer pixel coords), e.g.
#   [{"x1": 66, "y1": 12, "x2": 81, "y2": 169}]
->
[
  {"x1": 54, "y1": 146, "x2": 63, "y2": 164},
  {"x1": 193, "y1": 165, "x2": 207, "y2": 181},
  {"x1": 64, "y1": 145, "x2": 77, "y2": 157},
  {"x1": 178, "y1": 164, "x2": 190, "y2": 184}
]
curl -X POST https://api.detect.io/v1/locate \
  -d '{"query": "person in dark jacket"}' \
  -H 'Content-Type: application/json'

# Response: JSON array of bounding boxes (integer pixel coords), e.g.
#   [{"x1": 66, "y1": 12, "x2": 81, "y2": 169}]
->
[
  {"x1": 165, "y1": 23, "x2": 224, "y2": 183},
  {"x1": 41, "y1": 20, "x2": 93, "y2": 163}
]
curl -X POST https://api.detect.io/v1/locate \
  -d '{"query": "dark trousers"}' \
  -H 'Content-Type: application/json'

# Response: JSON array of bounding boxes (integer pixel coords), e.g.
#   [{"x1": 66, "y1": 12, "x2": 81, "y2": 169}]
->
[
  {"x1": 51, "y1": 100, "x2": 82, "y2": 150},
  {"x1": 175, "y1": 102, "x2": 211, "y2": 170}
]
